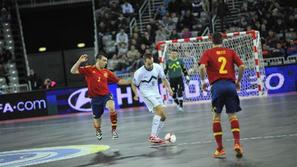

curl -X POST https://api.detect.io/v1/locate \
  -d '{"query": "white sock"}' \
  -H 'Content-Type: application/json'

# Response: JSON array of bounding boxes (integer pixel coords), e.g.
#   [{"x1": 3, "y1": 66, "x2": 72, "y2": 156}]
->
[
  {"x1": 151, "y1": 115, "x2": 161, "y2": 136},
  {"x1": 157, "y1": 121, "x2": 165, "y2": 137}
]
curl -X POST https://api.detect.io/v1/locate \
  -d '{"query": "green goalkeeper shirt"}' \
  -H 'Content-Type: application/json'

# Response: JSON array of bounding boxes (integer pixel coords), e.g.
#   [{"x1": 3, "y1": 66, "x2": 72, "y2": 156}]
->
[{"x1": 164, "y1": 58, "x2": 188, "y2": 79}]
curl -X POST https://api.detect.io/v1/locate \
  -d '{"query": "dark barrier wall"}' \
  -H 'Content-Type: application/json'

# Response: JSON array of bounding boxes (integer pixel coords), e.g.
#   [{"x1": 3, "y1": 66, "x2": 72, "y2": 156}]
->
[
  {"x1": 0, "y1": 91, "x2": 48, "y2": 120},
  {"x1": 63, "y1": 48, "x2": 95, "y2": 87},
  {"x1": 28, "y1": 52, "x2": 65, "y2": 87},
  {"x1": 28, "y1": 48, "x2": 94, "y2": 88}
]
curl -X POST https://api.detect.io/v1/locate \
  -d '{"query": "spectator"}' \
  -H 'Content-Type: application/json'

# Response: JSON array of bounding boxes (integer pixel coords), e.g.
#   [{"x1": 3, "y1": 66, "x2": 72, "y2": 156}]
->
[
  {"x1": 179, "y1": 10, "x2": 193, "y2": 30},
  {"x1": 109, "y1": 1, "x2": 121, "y2": 14},
  {"x1": 121, "y1": 1, "x2": 134, "y2": 18},
  {"x1": 168, "y1": 0, "x2": 179, "y2": 14},
  {"x1": 127, "y1": 45, "x2": 140, "y2": 63},
  {"x1": 155, "y1": 28, "x2": 169, "y2": 43},
  {"x1": 155, "y1": 4, "x2": 167, "y2": 19},
  {"x1": 131, "y1": 32, "x2": 141, "y2": 46},
  {"x1": 26, "y1": 69, "x2": 42, "y2": 90},
  {"x1": 116, "y1": 28, "x2": 129, "y2": 47},
  {"x1": 98, "y1": 22, "x2": 107, "y2": 34},
  {"x1": 141, "y1": 31, "x2": 154, "y2": 46},
  {"x1": 0, "y1": 47, "x2": 12, "y2": 64},
  {"x1": 287, "y1": 40, "x2": 297, "y2": 55},
  {"x1": 192, "y1": 0, "x2": 204, "y2": 17},
  {"x1": 42, "y1": 78, "x2": 56, "y2": 90},
  {"x1": 117, "y1": 42, "x2": 128, "y2": 56},
  {"x1": 266, "y1": 30, "x2": 278, "y2": 48},
  {"x1": 0, "y1": 7, "x2": 11, "y2": 22},
  {"x1": 118, "y1": 13, "x2": 129, "y2": 30},
  {"x1": 139, "y1": 43, "x2": 148, "y2": 56},
  {"x1": 271, "y1": 42, "x2": 286, "y2": 57},
  {"x1": 181, "y1": 27, "x2": 192, "y2": 38},
  {"x1": 170, "y1": 29, "x2": 179, "y2": 39},
  {"x1": 179, "y1": 0, "x2": 192, "y2": 16},
  {"x1": 107, "y1": 54, "x2": 120, "y2": 71}
]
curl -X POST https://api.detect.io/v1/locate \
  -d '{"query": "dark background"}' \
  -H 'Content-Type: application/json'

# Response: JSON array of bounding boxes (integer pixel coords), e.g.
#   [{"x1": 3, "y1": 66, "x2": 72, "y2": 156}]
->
[{"x1": 20, "y1": 2, "x2": 94, "y2": 53}]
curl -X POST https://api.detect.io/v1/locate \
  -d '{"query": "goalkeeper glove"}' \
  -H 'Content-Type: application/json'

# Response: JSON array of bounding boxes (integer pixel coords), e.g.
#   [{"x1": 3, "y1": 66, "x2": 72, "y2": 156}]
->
[{"x1": 185, "y1": 75, "x2": 190, "y2": 85}]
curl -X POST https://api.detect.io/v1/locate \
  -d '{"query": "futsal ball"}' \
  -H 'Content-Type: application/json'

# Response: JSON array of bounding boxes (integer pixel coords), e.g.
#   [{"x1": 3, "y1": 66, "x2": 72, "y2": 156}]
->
[{"x1": 164, "y1": 133, "x2": 176, "y2": 143}]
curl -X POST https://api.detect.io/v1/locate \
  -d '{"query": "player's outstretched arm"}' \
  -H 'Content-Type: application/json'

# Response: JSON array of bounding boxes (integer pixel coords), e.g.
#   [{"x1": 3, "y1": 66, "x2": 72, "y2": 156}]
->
[
  {"x1": 162, "y1": 78, "x2": 173, "y2": 96},
  {"x1": 236, "y1": 64, "x2": 245, "y2": 90},
  {"x1": 131, "y1": 83, "x2": 139, "y2": 101},
  {"x1": 181, "y1": 63, "x2": 190, "y2": 84},
  {"x1": 70, "y1": 54, "x2": 88, "y2": 74},
  {"x1": 199, "y1": 64, "x2": 208, "y2": 91}
]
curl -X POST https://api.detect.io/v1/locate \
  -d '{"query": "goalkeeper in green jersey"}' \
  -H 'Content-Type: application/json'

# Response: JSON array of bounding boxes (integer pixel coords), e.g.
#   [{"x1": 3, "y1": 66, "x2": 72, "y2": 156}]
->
[{"x1": 164, "y1": 49, "x2": 190, "y2": 112}]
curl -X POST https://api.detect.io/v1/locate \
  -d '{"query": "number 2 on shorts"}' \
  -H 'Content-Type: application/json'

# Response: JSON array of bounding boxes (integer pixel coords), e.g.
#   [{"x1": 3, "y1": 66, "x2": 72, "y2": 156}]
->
[{"x1": 218, "y1": 57, "x2": 228, "y2": 74}]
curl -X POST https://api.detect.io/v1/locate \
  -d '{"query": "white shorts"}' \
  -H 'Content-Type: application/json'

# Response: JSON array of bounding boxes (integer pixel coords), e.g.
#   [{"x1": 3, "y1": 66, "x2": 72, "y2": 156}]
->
[{"x1": 142, "y1": 95, "x2": 165, "y2": 113}]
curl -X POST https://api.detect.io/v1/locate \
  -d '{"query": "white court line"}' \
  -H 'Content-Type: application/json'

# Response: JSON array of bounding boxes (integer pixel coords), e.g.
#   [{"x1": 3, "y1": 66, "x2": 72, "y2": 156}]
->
[{"x1": 165, "y1": 133, "x2": 297, "y2": 148}]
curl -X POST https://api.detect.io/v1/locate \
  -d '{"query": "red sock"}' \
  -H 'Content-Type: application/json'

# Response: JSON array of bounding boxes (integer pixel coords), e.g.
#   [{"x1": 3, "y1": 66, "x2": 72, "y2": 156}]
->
[
  {"x1": 230, "y1": 117, "x2": 240, "y2": 145},
  {"x1": 110, "y1": 112, "x2": 117, "y2": 130},
  {"x1": 213, "y1": 121, "x2": 223, "y2": 150}
]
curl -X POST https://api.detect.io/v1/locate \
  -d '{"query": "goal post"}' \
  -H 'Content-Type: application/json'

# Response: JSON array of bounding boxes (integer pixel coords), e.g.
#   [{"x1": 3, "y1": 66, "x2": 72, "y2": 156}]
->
[{"x1": 156, "y1": 30, "x2": 267, "y2": 102}]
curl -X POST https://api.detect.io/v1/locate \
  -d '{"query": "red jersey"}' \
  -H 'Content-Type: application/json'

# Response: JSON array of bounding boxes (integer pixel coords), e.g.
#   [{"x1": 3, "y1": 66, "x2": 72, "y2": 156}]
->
[
  {"x1": 79, "y1": 66, "x2": 120, "y2": 97},
  {"x1": 199, "y1": 47, "x2": 243, "y2": 84}
]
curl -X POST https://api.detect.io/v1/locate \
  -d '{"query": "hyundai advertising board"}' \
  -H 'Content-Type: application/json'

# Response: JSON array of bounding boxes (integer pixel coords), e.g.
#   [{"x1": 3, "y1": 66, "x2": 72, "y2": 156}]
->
[
  {"x1": 46, "y1": 84, "x2": 144, "y2": 114},
  {"x1": 45, "y1": 65, "x2": 297, "y2": 115}
]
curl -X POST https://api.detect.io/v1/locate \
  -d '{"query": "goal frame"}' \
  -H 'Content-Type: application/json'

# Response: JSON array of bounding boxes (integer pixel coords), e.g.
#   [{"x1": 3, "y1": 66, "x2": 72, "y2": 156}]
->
[{"x1": 156, "y1": 30, "x2": 265, "y2": 96}]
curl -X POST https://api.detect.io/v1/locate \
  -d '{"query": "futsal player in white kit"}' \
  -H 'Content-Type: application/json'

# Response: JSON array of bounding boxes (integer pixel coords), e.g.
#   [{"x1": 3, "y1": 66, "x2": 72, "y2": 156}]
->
[{"x1": 131, "y1": 53, "x2": 173, "y2": 144}]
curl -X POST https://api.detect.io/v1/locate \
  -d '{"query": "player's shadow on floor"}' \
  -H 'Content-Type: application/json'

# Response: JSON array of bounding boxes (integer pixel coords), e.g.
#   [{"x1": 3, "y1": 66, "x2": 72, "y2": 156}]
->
[
  {"x1": 78, "y1": 145, "x2": 185, "y2": 166},
  {"x1": 216, "y1": 158, "x2": 259, "y2": 167}
]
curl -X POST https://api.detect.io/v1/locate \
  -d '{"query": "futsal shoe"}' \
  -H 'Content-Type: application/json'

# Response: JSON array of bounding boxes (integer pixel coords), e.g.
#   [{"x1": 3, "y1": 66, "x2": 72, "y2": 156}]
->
[
  {"x1": 112, "y1": 129, "x2": 119, "y2": 139},
  {"x1": 148, "y1": 135, "x2": 166, "y2": 144},
  {"x1": 177, "y1": 106, "x2": 184, "y2": 112},
  {"x1": 212, "y1": 148, "x2": 226, "y2": 158},
  {"x1": 234, "y1": 144, "x2": 243, "y2": 158},
  {"x1": 96, "y1": 130, "x2": 103, "y2": 141}
]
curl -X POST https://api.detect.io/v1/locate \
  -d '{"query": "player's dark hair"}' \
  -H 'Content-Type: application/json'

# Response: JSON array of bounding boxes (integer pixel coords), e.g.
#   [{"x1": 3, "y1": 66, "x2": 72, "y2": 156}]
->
[
  {"x1": 96, "y1": 52, "x2": 107, "y2": 60},
  {"x1": 212, "y1": 32, "x2": 223, "y2": 45},
  {"x1": 143, "y1": 53, "x2": 153, "y2": 60}
]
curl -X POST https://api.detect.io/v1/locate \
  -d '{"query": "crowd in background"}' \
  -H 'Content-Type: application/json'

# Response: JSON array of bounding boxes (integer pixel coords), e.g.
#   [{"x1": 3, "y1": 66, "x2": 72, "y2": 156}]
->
[
  {"x1": 225, "y1": 0, "x2": 297, "y2": 59},
  {"x1": 96, "y1": 0, "x2": 297, "y2": 74},
  {"x1": 95, "y1": 0, "x2": 212, "y2": 74}
]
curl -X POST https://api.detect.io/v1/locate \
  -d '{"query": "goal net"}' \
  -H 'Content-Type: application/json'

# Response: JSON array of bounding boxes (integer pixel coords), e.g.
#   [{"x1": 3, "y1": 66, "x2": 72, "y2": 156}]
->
[{"x1": 156, "y1": 30, "x2": 267, "y2": 102}]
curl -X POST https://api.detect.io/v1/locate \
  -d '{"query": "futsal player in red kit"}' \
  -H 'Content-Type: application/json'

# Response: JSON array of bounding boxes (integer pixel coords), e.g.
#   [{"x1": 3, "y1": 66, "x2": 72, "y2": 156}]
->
[
  {"x1": 70, "y1": 53, "x2": 131, "y2": 141},
  {"x1": 199, "y1": 32, "x2": 245, "y2": 158}
]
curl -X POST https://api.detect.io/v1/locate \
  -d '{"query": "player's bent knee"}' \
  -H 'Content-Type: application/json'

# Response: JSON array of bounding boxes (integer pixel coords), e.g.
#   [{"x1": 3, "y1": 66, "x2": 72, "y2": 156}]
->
[
  {"x1": 93, "y1": 114, "x2": 101, "y2": 118},
  {"x1": 228, "y1": 114, "x2": 238, "y2": 121},
  {"x1": 93, "y1": 111, "x2": 104, "y2": 119},
  {"x1": 108, "y1": 108, "x2": 116, "y2": 113},
  {"x1": 212, "y1": 113, "x2": 221, "y2": 122},
  {"x1": 160, "y1": 111, "x2": 167, "y2": 121}
]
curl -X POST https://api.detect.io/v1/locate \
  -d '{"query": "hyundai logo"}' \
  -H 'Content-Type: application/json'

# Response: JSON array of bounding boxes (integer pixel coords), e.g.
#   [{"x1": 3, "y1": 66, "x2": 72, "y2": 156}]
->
[{"x1": 68, "y1": 88, "x2": 91, "y2": 112}]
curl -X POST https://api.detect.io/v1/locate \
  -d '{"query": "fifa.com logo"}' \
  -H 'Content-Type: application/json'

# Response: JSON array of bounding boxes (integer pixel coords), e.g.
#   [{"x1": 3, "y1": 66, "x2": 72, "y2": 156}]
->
[{"x1": 0, "y1": 100, "x2": 47, "y2": 113}]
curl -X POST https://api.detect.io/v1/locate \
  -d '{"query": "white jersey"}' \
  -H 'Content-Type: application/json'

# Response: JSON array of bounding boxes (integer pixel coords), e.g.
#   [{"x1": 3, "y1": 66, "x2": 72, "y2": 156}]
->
[{"x1": 133, "y1": 63, "x2": 166, "y2": 97}]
